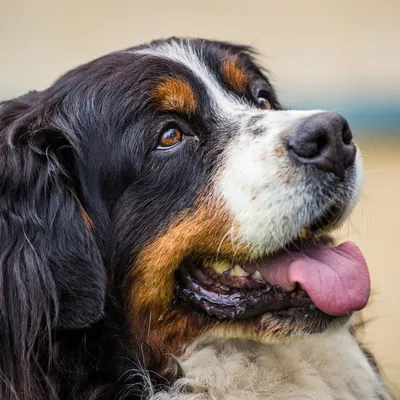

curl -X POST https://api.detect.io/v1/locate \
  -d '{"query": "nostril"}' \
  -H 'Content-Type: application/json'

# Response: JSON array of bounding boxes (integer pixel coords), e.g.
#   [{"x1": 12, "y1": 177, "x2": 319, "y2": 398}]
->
[
  {"x1": 342, "y1": 122, "x2": 353, "y2": 145},
  {"x1": 315, "y1": 132, "x2": 328, "y2": 154}
]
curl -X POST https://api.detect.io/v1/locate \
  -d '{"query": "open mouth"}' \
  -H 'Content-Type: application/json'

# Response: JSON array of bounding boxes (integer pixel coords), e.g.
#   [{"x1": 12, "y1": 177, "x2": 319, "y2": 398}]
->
[
  {"x1": 176, "y1": 256, "x2": 316, "y2": 320},
  {"x1": 175, "y1": 227, "x2": 370, "y2": 321}
]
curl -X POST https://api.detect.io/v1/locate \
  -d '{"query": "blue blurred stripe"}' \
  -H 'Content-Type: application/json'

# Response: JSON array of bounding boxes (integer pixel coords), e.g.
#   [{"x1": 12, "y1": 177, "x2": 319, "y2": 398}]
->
[{"x1": 286, "y1": 100, "x2": 400, "y2": 134}]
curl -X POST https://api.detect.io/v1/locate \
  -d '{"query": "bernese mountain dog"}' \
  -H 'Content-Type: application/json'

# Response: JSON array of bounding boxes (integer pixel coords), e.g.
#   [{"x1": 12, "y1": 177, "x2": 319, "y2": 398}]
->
[{"x1": 0, "y1": 37, "x2": 392, "y2": 399}]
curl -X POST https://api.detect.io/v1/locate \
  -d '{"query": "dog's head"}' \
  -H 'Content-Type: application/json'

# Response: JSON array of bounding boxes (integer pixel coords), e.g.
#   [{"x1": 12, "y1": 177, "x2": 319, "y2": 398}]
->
[
  {"x1": 0, "y1": 37, "x2": 369, "y2": 390},
  {"x1": 111, "y1": 38, "x2": 368, "y2": 352}
]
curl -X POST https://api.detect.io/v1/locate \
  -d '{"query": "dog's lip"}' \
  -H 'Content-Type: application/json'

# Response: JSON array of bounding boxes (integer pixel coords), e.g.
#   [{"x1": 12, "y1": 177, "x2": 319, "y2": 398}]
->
[
  {"x1": 175, "y1": 264, "x2": 315, "y2": 320},
  {"x1": 175, "y1": 239, "x2": 370, "y2": 320}
]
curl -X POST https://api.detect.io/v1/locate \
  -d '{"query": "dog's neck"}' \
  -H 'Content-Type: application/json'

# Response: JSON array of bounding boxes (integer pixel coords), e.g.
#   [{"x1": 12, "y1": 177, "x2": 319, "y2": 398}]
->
[{"x1": 148, "y1": 327, "x2": 390, "y2": 400}]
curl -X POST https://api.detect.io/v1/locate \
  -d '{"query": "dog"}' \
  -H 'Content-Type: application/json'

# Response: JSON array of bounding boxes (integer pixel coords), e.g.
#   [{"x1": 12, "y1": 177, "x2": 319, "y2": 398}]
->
[{"x1": 0, "y1": 37, "x2": 392, "y2": 399}]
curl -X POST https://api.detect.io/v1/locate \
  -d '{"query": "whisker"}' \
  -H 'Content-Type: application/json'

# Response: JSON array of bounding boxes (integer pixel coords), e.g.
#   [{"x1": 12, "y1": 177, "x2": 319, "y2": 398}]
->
[
  {"x1": 215, "y1": 222, "x2": 235, "y2": 262},
  {"x1": 364, "y1": 169, "x2": 397, "y2": 174}
]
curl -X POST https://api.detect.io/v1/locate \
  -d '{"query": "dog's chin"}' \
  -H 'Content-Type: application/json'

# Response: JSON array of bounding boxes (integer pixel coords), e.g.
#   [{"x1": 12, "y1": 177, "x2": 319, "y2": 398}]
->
[{"x1": 202, "y1": 308, "x2": 352, "y2": 345}]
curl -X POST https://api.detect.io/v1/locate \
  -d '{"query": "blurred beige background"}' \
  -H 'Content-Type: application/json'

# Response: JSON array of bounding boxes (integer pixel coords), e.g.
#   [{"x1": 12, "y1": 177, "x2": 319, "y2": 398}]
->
[{"x1": 1, "y1": 0, "x2": 399, "y2": 395}]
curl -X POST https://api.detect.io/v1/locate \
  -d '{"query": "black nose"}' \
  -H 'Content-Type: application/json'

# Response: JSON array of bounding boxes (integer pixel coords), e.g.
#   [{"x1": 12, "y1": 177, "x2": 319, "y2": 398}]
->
[{"x1": 288, "y1": 112, "x2": 357, "y2": 178}]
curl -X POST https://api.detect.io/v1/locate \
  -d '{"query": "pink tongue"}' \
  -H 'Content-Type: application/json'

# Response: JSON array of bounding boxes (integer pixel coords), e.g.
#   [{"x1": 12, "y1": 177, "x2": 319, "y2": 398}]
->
[{"x1": 250, "y1": 242, "x2": 370, "y2": 316}]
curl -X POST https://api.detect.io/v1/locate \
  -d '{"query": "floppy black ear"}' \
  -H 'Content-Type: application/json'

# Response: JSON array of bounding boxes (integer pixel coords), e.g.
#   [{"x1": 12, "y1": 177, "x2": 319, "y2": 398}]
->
[{"x1": 0, "y1": 93, "x2": 106, "y2": 333}]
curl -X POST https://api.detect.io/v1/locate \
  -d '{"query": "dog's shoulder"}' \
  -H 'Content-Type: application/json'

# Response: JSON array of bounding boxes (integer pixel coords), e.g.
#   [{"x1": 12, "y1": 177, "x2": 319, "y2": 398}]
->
[{"x1": 149, "y1": 328, "x2": 390, "y2": 400}]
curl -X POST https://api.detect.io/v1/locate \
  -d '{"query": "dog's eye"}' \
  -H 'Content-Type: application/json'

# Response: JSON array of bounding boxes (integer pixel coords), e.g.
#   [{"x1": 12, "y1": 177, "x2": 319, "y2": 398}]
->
[
  {"x1": 257, "y1": 96, "x2": 272, "y2": 110},
  {"x1": 157, "y1": 127, "x2": 184, "y2": 149}
]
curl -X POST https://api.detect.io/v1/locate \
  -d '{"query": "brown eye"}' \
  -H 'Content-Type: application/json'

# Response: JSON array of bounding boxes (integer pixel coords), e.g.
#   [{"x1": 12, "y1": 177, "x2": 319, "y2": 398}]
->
[
  {"x1": 257, "y1": 96, "x2": 272, "y2": 110},
  {"x1": 157, "y1": 127, "x2": 184, "y2": 149}
]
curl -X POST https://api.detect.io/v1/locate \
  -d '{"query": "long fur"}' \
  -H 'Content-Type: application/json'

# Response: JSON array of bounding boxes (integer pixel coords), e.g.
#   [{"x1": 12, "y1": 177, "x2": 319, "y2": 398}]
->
[{"x1": 0, "y1": 92, "x2": 107, "y2": 399}]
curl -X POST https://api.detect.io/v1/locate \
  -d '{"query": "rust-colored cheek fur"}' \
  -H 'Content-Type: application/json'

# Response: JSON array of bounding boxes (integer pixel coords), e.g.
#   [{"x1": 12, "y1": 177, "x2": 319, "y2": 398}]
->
[
  {"x1": 128, "y1": 203, "x2": 251, "y2": 317},
  {"x1": 221, "y1": 59, "x2": 248, "y2": 92},
  {"x1": 152, "y1": 77, "x2": 196, "y2": 114}
]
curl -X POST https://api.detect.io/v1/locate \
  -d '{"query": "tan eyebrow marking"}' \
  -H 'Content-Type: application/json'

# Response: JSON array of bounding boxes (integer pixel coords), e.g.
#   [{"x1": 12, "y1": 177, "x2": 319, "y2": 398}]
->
[
  {"x1": 152, "y1": 77, "x2": 196, "y2": 114},
  {"x1": 221, "y1": 58, "x2": 248, "y2": 92}
]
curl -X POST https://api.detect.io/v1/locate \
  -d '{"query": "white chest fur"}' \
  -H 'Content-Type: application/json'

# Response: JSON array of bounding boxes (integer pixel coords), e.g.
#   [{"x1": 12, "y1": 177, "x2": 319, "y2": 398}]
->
[{"x1": 150, "y1": 328, "x2": 390, "y2": 399}]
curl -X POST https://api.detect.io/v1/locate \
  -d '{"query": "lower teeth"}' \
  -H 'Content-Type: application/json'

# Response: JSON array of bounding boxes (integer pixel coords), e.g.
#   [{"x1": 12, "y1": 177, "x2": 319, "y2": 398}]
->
[
  {"x1": 252, "y1": 270, "x2": 263, "y2": 280},
  {"x1": 230, "y1": 265, "x2": 249, "y2": 277},
  {"x1": 204, "y1": 260, "x2": 231, "y2": 273},
  {"x1": 204, "y1": 260, "x2": 266, "y2": 283}
]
